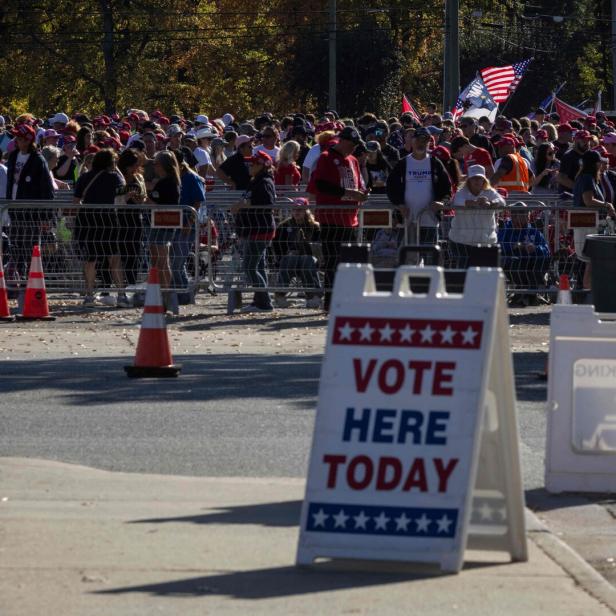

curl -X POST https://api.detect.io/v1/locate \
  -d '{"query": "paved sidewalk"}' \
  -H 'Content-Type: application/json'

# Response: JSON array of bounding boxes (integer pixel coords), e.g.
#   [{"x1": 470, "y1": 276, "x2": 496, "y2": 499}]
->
[{"x1": 2, "y1": 458, "x2": 615, "y2": 616}]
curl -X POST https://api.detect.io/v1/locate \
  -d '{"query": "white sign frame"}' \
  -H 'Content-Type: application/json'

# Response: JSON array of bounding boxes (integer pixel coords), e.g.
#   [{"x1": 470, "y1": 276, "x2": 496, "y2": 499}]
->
[
  {"x1": 297, "y1": 265, "x2": 527, "y2": 572},
  {"x1": 546, "y1": 305, "x2": 616, "y2": 493}
]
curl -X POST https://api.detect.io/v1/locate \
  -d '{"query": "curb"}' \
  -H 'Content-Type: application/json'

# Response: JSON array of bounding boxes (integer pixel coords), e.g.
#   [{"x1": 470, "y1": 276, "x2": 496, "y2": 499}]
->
[{"x1": 526, "y1": 509, "x2": 616, "y2": 614}]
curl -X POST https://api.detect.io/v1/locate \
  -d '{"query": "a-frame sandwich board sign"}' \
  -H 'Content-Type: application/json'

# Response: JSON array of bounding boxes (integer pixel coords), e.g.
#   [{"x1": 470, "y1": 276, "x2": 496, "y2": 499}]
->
[{"x1": 297, "y1": 265, "x2": 527, "y2": 572}]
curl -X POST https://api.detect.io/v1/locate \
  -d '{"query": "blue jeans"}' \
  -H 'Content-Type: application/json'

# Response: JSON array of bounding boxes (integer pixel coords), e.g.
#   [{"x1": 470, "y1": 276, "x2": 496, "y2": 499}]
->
[
  {"x1": 243, "y1": 239, "x2": 272, "y2": 308},
  {"x1": 278, "y1": 254, "x2": 321, "y2": 292},
  {"x1": 171, "y1": 230, "x2": 193, "y2": 302}
]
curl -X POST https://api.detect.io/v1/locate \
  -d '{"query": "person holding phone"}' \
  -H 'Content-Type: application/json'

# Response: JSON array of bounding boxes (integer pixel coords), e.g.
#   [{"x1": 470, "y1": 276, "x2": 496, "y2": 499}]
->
[{"x1": 55, "y1": 135, "x2": 80, "y2": 183}]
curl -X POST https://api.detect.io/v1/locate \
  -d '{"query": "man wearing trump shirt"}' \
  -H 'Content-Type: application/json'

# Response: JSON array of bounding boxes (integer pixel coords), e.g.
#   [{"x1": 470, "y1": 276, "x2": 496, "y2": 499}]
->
[{"x1": 308, "y1": 126, "x2": 367, "y2": 311}]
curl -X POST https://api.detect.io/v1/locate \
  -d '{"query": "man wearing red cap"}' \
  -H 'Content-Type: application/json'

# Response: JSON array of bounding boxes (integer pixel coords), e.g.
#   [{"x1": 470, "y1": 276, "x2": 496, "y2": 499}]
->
[
  {"x1": 602, "y1": 133, "x2": 616, "y2": 169},
  {"x1": 5, "y1": 122, "x2": 55, "y2": 291},
  {"x1": 490, "y1": 136, "x2": 531, "y2": 192},
  {"x1": 558, "y1": 130, "x2": 592, "y2": 192},
  {"x1": 308, "y1": 126, "x2": 367, "y2": 311},
  {"x1": 554, "y1": 124, "x2": 574, "y2": 160}
]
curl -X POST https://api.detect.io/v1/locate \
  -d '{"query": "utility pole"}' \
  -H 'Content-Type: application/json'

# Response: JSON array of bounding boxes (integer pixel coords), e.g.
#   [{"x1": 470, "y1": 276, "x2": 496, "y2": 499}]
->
[
  {"x1": 328, "y1": 0, "x2": 337, "y2": 111},
  {"x1": 443, "y1": 0, "x2": 460, "y2": 112},
  {"x1": 612, "y1": 0, "x2": 616, "y2": 110}
]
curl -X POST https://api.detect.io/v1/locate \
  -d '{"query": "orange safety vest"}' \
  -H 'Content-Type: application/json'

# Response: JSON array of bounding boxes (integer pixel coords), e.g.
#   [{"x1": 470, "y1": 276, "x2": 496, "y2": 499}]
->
[{"x1": 498, "y1": 153, "x2": 529, "y2": 193}]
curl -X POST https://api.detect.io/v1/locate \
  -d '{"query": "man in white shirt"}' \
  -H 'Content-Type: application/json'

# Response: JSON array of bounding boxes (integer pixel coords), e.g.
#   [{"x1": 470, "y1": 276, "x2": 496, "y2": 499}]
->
[
  {"x1": 386, "y1": 127, "x2": 452, "y2": 245},
  {"x1": 193, "y1": 128, "x2": 217, "y2": 178},
  {"x1": 253, "y1": 126, "x2": 280, "y2": 161}
]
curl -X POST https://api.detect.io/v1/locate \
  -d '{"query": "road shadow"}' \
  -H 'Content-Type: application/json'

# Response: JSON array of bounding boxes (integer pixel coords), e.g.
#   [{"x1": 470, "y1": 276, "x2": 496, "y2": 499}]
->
[
  {"x1": 93, "y1": 562, "x2": 439, "y2": 599},
  {"x1": 513, "y1": 352, "x2": 548, "y2": 402},
  {"x1": 0, "y1": 354, "x2": 321, "y2": 407},
  {"x1": 508, "y1": 310, "x2": 551, "y2": 327},
  {"x1": 129, "y1": 500, "x2": 303, "y2": 528},
  {"x1": 526, "y1": 487, "x2": 616, "y2": 512}
]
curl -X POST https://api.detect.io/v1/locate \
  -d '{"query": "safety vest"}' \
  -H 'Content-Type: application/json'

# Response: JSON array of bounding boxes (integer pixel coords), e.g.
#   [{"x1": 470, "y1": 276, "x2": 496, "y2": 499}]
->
[{"x1": 499, "y1": 153, "x2": 529, "y2": 193}]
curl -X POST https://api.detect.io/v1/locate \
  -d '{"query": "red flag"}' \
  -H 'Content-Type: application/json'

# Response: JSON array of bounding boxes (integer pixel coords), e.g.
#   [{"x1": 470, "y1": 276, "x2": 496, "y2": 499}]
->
[
  {"x1": 401, "y1": 95, "x2": 421, "y2": 123},
  {"x1": 553, "y1": 98, "x2": 587, "y2": 124}
]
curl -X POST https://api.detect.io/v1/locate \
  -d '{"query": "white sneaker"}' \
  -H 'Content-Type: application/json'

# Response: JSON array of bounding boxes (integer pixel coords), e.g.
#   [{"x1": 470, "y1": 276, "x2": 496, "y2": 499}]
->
[{"x1": 96, "y1": 294, "x2": 116, "y2": 306}]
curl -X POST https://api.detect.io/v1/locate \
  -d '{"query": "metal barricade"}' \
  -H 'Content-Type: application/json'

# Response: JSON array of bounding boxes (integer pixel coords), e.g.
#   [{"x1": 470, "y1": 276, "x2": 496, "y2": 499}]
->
[
  {"x1": 0, "y1": 200, "x2": 201, "y2": 299},
  {"x1": 203, "y1": 198, "x2": 398, "y2": 313}
]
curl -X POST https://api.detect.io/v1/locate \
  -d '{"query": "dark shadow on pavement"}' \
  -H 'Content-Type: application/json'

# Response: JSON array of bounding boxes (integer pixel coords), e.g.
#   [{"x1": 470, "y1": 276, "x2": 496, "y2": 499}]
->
[
  {"x1": 0, "y1": 354, "x2": 321, "y2": 407},
  {"x1": 525, "y1": 487, "x2": 616, "y2": 512},
  {"x1": 129, "y1": 500, "x2": 303, "y2": 528},
  {"x1": 513, "y1": 352, "x2": 548, "y2": 402},
  {"x1": 93, "y1": 562, "x2": 448, "y2": 599},
  {"x1": 508, "y1": 310, "x2": 550, "y2": 327}
]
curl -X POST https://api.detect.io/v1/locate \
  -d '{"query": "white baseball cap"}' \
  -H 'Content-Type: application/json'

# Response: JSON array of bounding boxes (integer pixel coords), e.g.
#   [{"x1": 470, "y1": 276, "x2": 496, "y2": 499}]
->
[
  {"x1": 50, "y1": 112, "x2": 69, "y2": 125},
  {"x1": 195, "y1": 127, "x2": 217, "y2": 140},
  {"x1": 195, "y1": 114, "x2": 210, "y2": 125},
  {"x1": 467, "y1": 164, "x2": 487, "y2": 180}
]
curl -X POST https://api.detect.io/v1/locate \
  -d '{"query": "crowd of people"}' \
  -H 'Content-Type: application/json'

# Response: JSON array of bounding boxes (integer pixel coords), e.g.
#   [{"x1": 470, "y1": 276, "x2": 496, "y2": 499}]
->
[{"x1": 0, "y1": 103, "x2": 614, "y2": 312}]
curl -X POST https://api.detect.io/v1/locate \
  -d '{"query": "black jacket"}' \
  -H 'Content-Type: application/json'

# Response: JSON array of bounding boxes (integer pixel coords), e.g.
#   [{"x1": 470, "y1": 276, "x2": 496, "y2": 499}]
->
[
  {"x1": 5, "y1": 148, "x2": 55, "y2": 226},
  {"x1": 235, "y1": 172, "x2": 276, "y2": 238},
  {"x1": 386, "y1": 154, "x2": 452, "y2": 206},
  {"x1": 6, "y1": 149, "x2": 55, "y2": 201}
]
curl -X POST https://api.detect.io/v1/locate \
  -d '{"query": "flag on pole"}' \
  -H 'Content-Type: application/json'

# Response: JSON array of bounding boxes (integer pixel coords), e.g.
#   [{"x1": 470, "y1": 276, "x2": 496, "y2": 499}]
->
[
  {"x1": 553, "y1": 97, "x2": 587, "y2": 124},
  {"x1": 593, "y1": 91, "x2": 602, "y2": 114},
  {"x1": 452, "y1": 74, "x2": 498, "y2": 122},
  {"x1": 401, "y1": 95, "x2": 422, "y2": 123},
  {"x1": 480, "y1": 59, "x2": 533, "y2": 103}
]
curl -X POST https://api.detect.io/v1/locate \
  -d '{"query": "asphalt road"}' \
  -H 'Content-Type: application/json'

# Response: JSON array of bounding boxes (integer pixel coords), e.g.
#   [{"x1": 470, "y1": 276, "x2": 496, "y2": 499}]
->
[{"x1": 0, "y1": 349, "x2": 548, "y2": 489}]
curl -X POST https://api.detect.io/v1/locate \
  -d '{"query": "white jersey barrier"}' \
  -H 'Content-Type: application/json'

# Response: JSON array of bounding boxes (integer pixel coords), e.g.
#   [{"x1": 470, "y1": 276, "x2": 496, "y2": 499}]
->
[
  {"x1": 297, "y1": 264, "x2": 527, "y2": 572},
  {"x1": 546, "y1": 305, "x2": 616, "y2": 493}
]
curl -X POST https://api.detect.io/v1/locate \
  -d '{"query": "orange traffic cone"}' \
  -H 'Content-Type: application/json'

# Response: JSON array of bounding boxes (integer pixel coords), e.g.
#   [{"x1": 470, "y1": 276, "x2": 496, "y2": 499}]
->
[
  {"x1": 558, "y1": 274, "x2": 572, "y2": 305},
  {"x1": 16, "y1": 245, "x2": 55, "y2": 321},
  {"x1": 124, "y1": 267, "x2": 181, "y2": 378},
  {"x1": 0, "y1": 254, "x2": 14, "y2": 322}
]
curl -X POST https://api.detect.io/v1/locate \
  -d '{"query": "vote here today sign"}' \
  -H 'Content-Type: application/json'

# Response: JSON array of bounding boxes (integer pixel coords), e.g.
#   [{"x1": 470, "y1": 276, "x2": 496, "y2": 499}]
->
[{"x1": 297, "y1": 266, "x2": 496, "y2": 571}]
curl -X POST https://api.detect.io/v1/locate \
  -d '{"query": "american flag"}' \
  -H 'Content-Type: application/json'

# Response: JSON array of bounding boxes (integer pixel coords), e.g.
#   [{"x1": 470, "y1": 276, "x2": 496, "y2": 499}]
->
[{"x1": 480, "y1": 59, "x2": 533, "y2": 103}]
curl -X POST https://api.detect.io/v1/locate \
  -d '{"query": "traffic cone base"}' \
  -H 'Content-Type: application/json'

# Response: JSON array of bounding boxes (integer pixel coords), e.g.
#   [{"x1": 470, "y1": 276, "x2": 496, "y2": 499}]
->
[
  {"x1": 124, "y1": 267, "x2": 181, "y2": 378},
  {"x1": 17, "y1": 245, "x2": 55, "y2": 320},
  {"x1": 125, "y1": 364, "x2": 181, "y2": 378}
]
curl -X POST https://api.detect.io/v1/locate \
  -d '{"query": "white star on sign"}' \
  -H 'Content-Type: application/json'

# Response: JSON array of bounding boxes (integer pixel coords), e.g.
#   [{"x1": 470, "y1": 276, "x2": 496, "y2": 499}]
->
[
  {"x1": 353, "y1": 510, "x2": 369, "y2": 530},
  {"x1": 420, "y1": 324, "x2": 435, "y2": 343},
  {"x1": 440, "y1": 325, "x2": 456, "y2": 344},
  {"x1": 399, "y1": 324, "x2": 415, "y2": 342},
  {"x1": 436, "y1": 515, "x2": 453, "y2": 534},
  {"x1": 374, "y1": 511, "x2": 390, "y2": 530},
  {"x1": 312, "y1": 508, "x2": 329, "y2": 528},
  {"x1": 415, "y1": 513, "x2": 431, "y2": 533},
  {"x1": 338, "y1": 322, "x2": 354, "y2": 341},
  {"x1": 461, "y1": 326, "x2": 478, "y2": 345},
  {"x1": 477, "y1": 502, "x2": 493, "y2": 521},
  {"x1": 394, "y1": 512, "x2": 411, "y2": 531},
  {"x1": 379, "y1": 323, "x2": 394, "y2": 342},
  {"x1": 359, "y1": 322, "x2": 374, "y2": 341},
  {"x1": 333, "y1": 509, "x2": 349, "y2": 528}
]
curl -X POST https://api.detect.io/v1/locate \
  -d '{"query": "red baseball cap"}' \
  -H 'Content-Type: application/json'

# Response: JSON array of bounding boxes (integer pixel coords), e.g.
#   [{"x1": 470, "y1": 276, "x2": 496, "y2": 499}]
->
[
  {"x1": 12, "y1": 124, "x2": 36, "y2": 140},
  {"x1": 496, "y1": 136, "x2": 516, "y2": 148},
  {"x1": 246, "y1": 150, "x2": 273, "y2": 167},
  {"x1": 63, "y1": 134, "x2": 77, "y2": 143},
  {"x1": 431, "y1": 145, "x2": 451, "y2": 163},
  {"x1": 558, "y1": 123, "x2": 573, "y2": 132},
  {"x1": 536, "y1": 129, "x2": 549, "y2": 139},
  {"x1": 575, "y1": 130, "x2": 593, "y2": 140}
]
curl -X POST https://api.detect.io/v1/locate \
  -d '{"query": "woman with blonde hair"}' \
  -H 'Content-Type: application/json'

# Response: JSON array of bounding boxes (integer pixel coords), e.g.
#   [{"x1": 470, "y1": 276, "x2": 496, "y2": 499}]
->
[
  {"x1": 448, "y1": 164, "x2": 506, "y2": 267},
  {"x1": 540, "y1": 123, "x2": 557, "y2": 142},
  {"x1": 275, "y1": 140, "x2": 301, "y2": 185}
]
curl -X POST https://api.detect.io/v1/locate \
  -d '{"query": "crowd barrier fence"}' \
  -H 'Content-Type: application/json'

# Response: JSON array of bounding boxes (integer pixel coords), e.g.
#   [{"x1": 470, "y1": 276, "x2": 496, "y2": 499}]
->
[
  {"x1": 0, "y1": 201, "x2": 201, "y2": 298},
  {"x1": 2, "y1": 192, "x2": 613, "y2": 312}
]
